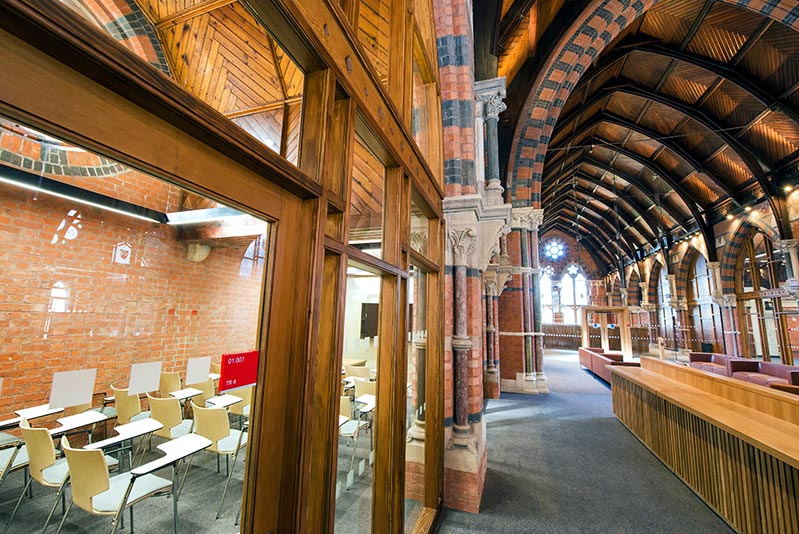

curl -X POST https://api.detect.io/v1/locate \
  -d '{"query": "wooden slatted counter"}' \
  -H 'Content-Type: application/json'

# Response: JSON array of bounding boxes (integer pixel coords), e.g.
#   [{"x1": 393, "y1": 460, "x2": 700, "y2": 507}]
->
[{"x1": 610, "y1": 360, "x2": 799, "y2": 534}]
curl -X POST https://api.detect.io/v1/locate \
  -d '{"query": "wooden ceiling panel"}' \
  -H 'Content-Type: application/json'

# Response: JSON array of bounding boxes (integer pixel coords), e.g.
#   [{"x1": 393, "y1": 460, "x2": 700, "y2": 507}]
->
[
  {"x1": 742, "y1": 116, "x2": 799, "y2": 163},
  {"x1": 231, "y1": 109, "x2": 282, "y2": 152},
  {"x1": 741, "y1": 23, "x2": 799, "y2": 98},
  {"x1": 358, "y1": 0, "x2": 391, "y2": 83},
  {"x1": 621, "y1": 51, "x2": 672, "y2": 90},
  {"x1": 625, "y1": 132, "x2": 659, "y2": 160},
  {"x1": 638, "y1": 101, "x2": 683, "y2": 135},
  {"x1": 684, "y1": 3, "x2": 762, "y2": 63},
  {"x1": 654, "y1": 146, "x2": 691, "y2": 178},
  {"x1": 283, "y1": 102, "x2": 302, "y2": 166},
  {"x1": 638, "y1": 0, "x2": 705, "y2": 46},
  {"x1": 606, "y1": 93, "x2": 647, "y2": 122},
  {"x1": 351, "y1": 136, "x2": 385, "y2": 219},
  {"x1": 596, "y1": 122, "x2": 626, "y2": 143},
  {"x1": 158, "y1": 4, "x2": 285, "y2": 115},
  {"x1": 678, "y1": 119, "x2": 725, "y2": 160},
  {"x1": 560, "y1": 85, "x2": 586, "y2": 120},
  {"x1": 702, "y1": 80, "x2": 764, "y2": 130},
  {"x1": 690, "y1": 172, "x2": 726, "y2": 200},
  {"x1": 610, "y1": 154, "x2": 644, "y2": 179},
  {"x1": 705, "y1": 148, "x2": 751, "y2": 189},
  {"x1": 660, "y1": 62, "x2": 719, "y2": 105},
  {"x1": 682, "y1": 174, "x2": 720, "y2": 206}
]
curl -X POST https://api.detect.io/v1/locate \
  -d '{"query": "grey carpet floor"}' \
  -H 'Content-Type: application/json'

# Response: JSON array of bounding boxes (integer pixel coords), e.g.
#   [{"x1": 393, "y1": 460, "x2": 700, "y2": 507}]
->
[{"x1": 436, "y1": 350, "x2": 735, "y2": 534}]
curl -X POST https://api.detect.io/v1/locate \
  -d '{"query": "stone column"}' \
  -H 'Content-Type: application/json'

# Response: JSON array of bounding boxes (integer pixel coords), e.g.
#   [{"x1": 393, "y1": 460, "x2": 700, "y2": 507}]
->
[
  {"x1": 484, "y1": 276, "x2": 497, "y2": 371},
  {"x1": 529, "y1": 209, "x2": 548, "y2": 393},
  {"x1": 473, "y1": 98, "x2": 485, "y2": 194},
  {"x1": 448, "y1": 227, "x2": 477, "y2": 451},
  {"x1": 475, "y1": 77, "x2": 506, "y2": 205}
]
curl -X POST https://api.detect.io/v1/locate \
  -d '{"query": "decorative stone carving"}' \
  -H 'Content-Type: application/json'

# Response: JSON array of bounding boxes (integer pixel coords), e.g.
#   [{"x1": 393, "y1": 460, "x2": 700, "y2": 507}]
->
[
  {"x1": 480, "y1": 89, "x2": 507, "y2": 120},
  {"x1": 449, "y1": 227, "x2": 477, "y2": 267},
  {"x1": 410, "y1": 230, "x2": 429, "y2": 254}
]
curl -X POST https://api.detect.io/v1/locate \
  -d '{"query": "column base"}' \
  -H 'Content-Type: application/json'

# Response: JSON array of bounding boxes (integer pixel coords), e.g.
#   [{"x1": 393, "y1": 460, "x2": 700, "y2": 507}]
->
[
  {"x1": 407, "y1": 418, "x2": 426, "y2": 442},
  {"x1": 535, "y1": 372, "x2": 549, "y2": 394},
  {"x1": 483, "y1": 368, "x2": 500, "y2": 399},
  {"x1": 499, "y1": 372, "x2": 537, "y2": 394},
  {"x1": 444, "y1": 421, "x2": 487, "y2": 513},
  {"x1": 448, "y1": 425, "x2": 478, "y2": 453}
]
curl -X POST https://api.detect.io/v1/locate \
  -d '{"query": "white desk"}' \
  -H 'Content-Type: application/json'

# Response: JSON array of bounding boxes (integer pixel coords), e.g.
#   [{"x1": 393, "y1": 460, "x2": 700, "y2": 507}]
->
[
  {"x1": 15, "y1": 404, "x2": 63, "y2": 420},
  {"x1": 208, "y1": 373, "x2": 221, "y2": 381},
  {"x1": 355, "y1": 394, "x2": 376, "y2": 413},
  {"x1": 338, "y1": 415, "x2": 348, "y2": 427},
  {"x1": 127, "y1": 433, "x2": 212, "y2": 534},
  {"x1": 206, "y1": 394, "x2": 242, "y2": 409},
  {"x1": 85, "y1": 418, "x2": 163, "y2": 451},
  {"x1": 168, "y1": 388, "x2": 202, "y2": 402},
  {"x1": 49, "y1": 410, "x2": 108, "y2": 436},
  {"x1": 0, "y1": 417, "x2": 21, "y2": 431}
]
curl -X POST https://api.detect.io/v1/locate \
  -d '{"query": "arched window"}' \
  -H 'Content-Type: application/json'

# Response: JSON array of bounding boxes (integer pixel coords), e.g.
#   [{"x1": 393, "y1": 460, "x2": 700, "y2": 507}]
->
[
  {"x1": 687, "y1": 253, "x2": 722, "y2": 352},
  {"x1": 542, "y1": 239, "x2": 567, "y2": 261},
  {"x1": 736, "y1": 229, "x2": 790, "y2": 362},
  {"x1": 540, "y1": 266, "x2": 554, "y2": 323},
  {"x1": 240, "y1": 235, "x2": 266, "y2": 278}
]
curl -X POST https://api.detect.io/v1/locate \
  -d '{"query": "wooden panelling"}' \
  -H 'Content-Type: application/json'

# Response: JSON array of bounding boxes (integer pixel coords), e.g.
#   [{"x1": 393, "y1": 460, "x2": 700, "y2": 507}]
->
[
  {"x1": 612, "y1": 367, "x2": 799, "y2": 534},
  {"x1": 640, "y1": 357, "x2": 799, "y2": 425},
  {"x1": 357, "y1": 0, "x2": 390, "y2": 84}
]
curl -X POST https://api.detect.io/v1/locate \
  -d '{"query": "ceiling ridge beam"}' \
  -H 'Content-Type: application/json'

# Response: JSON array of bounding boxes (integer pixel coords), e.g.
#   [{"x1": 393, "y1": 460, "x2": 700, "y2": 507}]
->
[{"x1": 155, "y1": 0, "x2": 237, "y2": 29}]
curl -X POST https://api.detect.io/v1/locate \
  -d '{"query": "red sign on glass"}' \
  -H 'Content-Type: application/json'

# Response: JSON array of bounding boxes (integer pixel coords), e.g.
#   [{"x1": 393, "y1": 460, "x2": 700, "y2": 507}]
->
[{"x1": 219, "y1": 350, "x2": 259, "y2": 393}]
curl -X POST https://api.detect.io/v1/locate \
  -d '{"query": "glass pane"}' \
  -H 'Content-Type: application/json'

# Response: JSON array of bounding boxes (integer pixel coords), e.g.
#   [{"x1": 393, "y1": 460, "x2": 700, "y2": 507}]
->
[
  {"x1": 560, "y1": 273, "x2": 574, "y2": 306},
  {"x1": 412, "y1": 56, "x2": 429, "y2": 158},
  {"x1": 404, "y1": 266, "x2": 427, "y2": 531},
  {"x1": 63, "y1": 1, "x2": 305, "y2": 166},
  {"x1": 349, "y1": 135, "x2": 385, "y2": 259},
  {"x1": 357, "y1": 0, "x2": 390, "y2": 85},
  {"x1": 410, "y1": 200, "x2": 428, "y2": 256},
  {"x1": 575, "y1": 274, "x2": 588, "y2": 305},
  {"x1": 0, "y1": 116, "x2": 268, "y2": 530},
  {"x1": 335, "y1": 263, "x2": 380, "y2": 532},
  {"x1": 540, "y1": 275, "x2": 552, "y2": 306}
]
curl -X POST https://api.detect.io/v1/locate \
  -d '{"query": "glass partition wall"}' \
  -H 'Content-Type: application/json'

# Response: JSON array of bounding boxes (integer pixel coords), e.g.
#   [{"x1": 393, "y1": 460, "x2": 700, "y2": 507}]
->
[
  {"x1": 1, "y1": 0, "x2": 445, "y2": 531},
  {"x1": 0, "y1": 117, "x2": 268, "y2": 532}
]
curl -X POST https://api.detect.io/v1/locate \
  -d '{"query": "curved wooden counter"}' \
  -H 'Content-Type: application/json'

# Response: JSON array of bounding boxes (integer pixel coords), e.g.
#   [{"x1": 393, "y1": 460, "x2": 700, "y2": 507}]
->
[{"x1": 611, "y1": 360, "x2": 799, "y2": 534}]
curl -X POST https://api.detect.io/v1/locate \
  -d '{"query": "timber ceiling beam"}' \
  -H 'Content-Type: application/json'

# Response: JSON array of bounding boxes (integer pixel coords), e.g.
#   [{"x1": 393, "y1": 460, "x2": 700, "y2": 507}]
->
[
  {"x1": 548, "y1": 220, "x2": 616, "y2": 267},
  {"x1": 545, "y1": 201, "x2": 640, "y2": 260},
  {"x1": 545, "y1": 192, "x2": 646, "y2": 250},
  {"x1": 543, "y1": 170, "x2": 664, "y2": 240},
  {"x1": 585, "y1": 134, "x2": 716, "y2": 259},
  {"x1": 496, "y1": 0, "x2": 536, "y2": 53},
  {"x1": 549, "y1": 111, "x2": 739, "y2": 202},
  {"x1": 545, "y1": 181, "x2": 657, "y2": 242},
  {"x1": 572, "y1": 39, "x2": 799, "y2": 127}
]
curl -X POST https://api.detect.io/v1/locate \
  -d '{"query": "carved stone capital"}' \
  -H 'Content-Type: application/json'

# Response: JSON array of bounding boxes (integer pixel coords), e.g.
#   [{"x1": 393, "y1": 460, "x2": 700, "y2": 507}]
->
[
  {"x1": 511, "y1": 207, "x2": 544, "y2": 231},
  {"x1": 410, "y1": 230, "x2": 429, "y2": 254},
  {"x1": 484, "y1": 276, "x2": 498, "y2": 296},
  {"x1": 448, "y1": 227, "x2": 477, "y2": 267},
  {"x1": 479, "y1": 89, "x2": 507, "y2": 120}
]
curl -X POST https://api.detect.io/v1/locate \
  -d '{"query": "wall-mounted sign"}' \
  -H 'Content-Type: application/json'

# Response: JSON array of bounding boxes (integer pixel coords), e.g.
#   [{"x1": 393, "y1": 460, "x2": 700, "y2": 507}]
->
[{"x1": 219, "y1": 350, "x2": 259, "y2": 393}]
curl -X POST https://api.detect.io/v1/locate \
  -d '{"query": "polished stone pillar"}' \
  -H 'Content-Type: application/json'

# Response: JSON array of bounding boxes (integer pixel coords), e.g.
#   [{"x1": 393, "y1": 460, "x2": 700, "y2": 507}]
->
[
  {"x1": 484, "y1": 277, "x2": 497, "y2": 371},
  {"x1": 475, "y1": 77, "x2": 506, "y2": 205},
  {"x1": 449, "y1": 227, "x2": 477, "y2": 450},
  {"x1": 528, "y1": 210, "x2": 547, "y2": 392}
]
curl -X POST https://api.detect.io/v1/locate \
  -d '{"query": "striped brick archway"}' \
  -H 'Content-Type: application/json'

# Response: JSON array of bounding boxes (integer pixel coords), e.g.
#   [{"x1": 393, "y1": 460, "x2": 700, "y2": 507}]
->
[
  {"x1": 675, "y1": 247, "x2": 702, "y2": 302},
  {"x1": 719, "y1": 220, "x2": 780, "y2": 294},
  {"x1": 647, "y1": 260, "x2": 662, "y2": 306},
  {"x1": 506, "y1": 0, "x2": 799, "y2": 207}
]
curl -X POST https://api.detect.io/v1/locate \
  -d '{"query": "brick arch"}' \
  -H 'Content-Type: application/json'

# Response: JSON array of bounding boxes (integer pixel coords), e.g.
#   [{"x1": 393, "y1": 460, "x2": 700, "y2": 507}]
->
[
  {"x1": 647, "y1": 260, "x2": 662, "y2": 305},
  {"x1": 719, "y1": 220, "x2": 780, "y2": 294},
  {"x1": 627, "y1": 269, "x2": 641, "y2": 306},
  {"x1": 609, "y1": 275, "x2": 622, "y2": 306},
  {"x1": 675, "y1": 247, "x2": 703, "y2": 302},
  {"x1": 506, "y1": 0, "x2": 799, "y2": 207},
  {"x1": 65, "y1": 0, "x2": 172, "y2": 76}
]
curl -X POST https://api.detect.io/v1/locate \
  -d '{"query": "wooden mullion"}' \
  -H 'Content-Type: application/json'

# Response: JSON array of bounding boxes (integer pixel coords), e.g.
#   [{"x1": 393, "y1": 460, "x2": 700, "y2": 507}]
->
[{"x1": 299, "y1": 69, "x2": 336, "y2": 182}]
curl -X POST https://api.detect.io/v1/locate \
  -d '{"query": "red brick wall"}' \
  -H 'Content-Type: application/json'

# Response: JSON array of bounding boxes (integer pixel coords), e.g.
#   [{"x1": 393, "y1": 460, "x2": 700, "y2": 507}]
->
[{"x1": 0, "y1": 182, "x2": 265, "y2": 416}]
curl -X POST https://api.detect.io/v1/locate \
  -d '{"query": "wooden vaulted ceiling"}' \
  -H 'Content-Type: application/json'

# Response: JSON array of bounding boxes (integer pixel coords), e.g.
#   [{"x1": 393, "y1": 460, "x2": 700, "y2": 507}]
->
[{"x1": 493, "y1": 0, "x2": 799, "y2": 271}]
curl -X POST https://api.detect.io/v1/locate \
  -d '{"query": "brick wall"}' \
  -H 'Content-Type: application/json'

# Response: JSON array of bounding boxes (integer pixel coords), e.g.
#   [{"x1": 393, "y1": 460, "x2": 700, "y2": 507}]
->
[{"x1": 0, "y1": 181, "x2": 265, "y2": 416}]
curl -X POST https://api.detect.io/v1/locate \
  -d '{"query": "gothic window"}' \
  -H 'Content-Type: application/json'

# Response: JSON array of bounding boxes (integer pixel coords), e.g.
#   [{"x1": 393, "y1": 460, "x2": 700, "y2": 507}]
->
[{"x1": 542, "y1": 239, "x2": 566, "y2": 261}]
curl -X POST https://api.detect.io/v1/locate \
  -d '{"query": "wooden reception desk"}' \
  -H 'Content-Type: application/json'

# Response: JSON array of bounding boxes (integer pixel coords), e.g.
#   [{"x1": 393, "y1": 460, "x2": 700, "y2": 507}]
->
[{"x1": 611, "y1": 357, "x2": 799, "y2": 534}]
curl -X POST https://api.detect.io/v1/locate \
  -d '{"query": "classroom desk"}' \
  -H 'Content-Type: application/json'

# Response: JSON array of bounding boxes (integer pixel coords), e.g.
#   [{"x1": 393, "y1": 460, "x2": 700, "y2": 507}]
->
[
  {"x1": 48, "y1": 410, "x2": 108, "y2": 437},
  {"x1": 124, "y1": 433, "x2": 212, "y2": 534},
  {"x1": 342, "y1": 358, "x2": 367, "y2": 367},
  {"x1": 85, "y1": 419, "x2": 163, "y2": 451},
  {"x1": 0, "y1": 418, "x2": 21, "y2": 432},
  {"x1": 168, "y1": 388, "x2": 203, "y2": 402},
  {"x1": 205, "y1": 394, "x2": 242, "y2": 409},
  {"x1": 15, "y1": 404, "x2": 62, "y2": 420}
]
